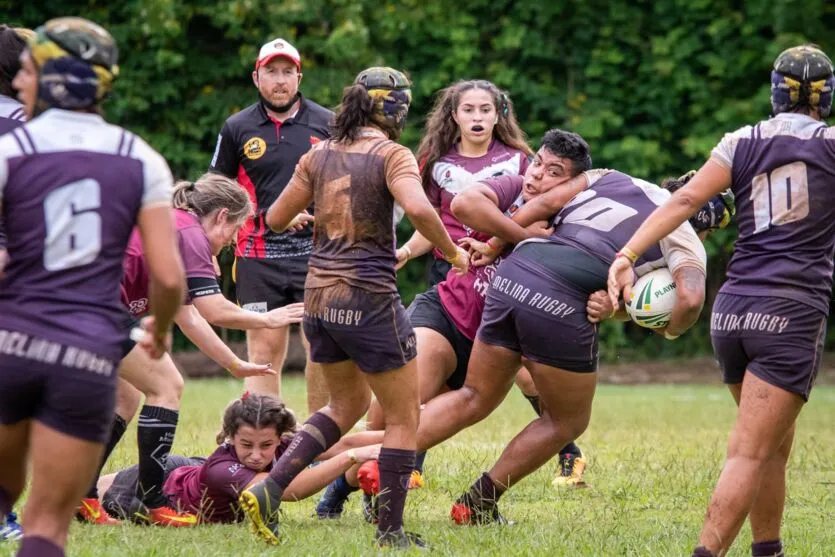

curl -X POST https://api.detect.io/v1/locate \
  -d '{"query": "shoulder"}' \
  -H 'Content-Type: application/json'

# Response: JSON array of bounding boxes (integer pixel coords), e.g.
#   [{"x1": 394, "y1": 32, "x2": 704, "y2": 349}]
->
[
  {"x1": 300, "y1": 98, "x2": 335, "y2": 123},
  {"x1": 0, "y1": 129, "x2": 24, "y2": 158},
  {"x1": 223, "y1": 103, "x2": 262, "y2": 132},
  {"x1": 128, "y1": 133, "x2": 172, "y2": 177},
  {"x1": 711, "y1": 123, "x2": 756, "y2": 169}
]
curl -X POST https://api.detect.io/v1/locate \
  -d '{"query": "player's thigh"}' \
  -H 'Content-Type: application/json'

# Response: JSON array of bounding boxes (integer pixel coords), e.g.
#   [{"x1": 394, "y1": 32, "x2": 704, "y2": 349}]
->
[
  {"x1": 118, "y1": 347, "x2": 183, "y2": 400},
  {"x1": 730, "y1": 371, "x2": 804, "y2": 461},
  {"x1": 524, "y1": 359, "x2": 597, "y2": 437},
  {"x1": 25, "y1": 421, "x2": 104, "y2": 517},
  {"x1": 460, "y1": 339, "x2": 521, "y2": 415},
  {"x1": 415, "y1": 327, "x2": 457, "y2": 403},
  {"x1": 0, "y1": 420, "x2": 31, "y2": 491},
  {"x1": 319, "y1": 359, "x2": 371, "y2": 426}
]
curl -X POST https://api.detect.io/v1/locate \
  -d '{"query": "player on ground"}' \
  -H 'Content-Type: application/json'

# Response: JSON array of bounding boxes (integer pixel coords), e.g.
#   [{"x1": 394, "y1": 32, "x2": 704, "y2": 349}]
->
[
  {"x1": 239, "y1": 67, "x2": 469, "y2": 549},
  {"x1": 608, "y1": 44, "x2": 835, "y2": 557},
  {"x1": 410, "y1": 165, "x2": 707, "y2": 524},
  {"x1": 78, "y1": 173, "x2": 305, "y2": 527},
  {"x1": 209, "y1": 38, "x2": 331, "y2": 413},
  {"x1": 97, "y1": 394, "x2": 380, "y2": 523},
  {"x1": 0, "y1": 18, "x2": 185, "y2": 557},
  {"x1": 0, "y1": 23, "x2": 32, "y2": 543}
]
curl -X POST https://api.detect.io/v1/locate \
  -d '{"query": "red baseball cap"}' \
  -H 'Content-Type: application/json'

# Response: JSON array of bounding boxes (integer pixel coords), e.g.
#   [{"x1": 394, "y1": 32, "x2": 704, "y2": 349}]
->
[{"x1": 256, "y1": 38, "x2": 301, "y2": 70}]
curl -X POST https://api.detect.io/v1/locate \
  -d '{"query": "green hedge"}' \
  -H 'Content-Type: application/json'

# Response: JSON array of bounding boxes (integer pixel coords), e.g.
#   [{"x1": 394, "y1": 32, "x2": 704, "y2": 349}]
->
[{"x1": 6, "y1": 0, "x2": 835, "y2": 358}]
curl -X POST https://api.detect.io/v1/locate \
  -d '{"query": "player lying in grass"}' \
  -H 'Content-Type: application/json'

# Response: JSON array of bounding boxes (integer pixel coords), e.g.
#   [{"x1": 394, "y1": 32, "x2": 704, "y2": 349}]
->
[{"x1": 96, "y1": 393, "x2": 380, "y2": 524}]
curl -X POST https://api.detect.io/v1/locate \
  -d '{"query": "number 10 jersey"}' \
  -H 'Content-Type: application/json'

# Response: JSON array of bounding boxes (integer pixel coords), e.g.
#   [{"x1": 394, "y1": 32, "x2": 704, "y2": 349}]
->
[
  {"x1": 711, "y1": 113, "x2": 835, "y2": 315},
  {"x1": 0, "y1": 109, "x2": 172, "y2": 361}
]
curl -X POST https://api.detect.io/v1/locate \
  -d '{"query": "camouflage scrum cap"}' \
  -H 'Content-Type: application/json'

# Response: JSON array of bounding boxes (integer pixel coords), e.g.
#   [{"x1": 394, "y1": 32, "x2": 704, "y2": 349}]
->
[
  {"x1": 771, "y1": 45, "x2": 834, "y2": 118},
  {"x1": 354, "y1": 66, "x2": 412, "y2": 139},
  {"x1": 29, "y1": 17, "x2": 119, "y2": 113}
]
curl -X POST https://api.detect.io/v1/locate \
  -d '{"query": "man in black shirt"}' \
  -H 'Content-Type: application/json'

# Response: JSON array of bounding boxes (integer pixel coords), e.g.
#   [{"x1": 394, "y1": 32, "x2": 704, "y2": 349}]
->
[{"x1": 209, "y1": 38, "x2": 332, "y2": 411}]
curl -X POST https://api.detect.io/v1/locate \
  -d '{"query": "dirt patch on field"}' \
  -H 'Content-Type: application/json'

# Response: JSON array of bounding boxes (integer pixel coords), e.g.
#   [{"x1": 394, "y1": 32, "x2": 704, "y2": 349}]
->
[{"x1": 173, "y1": 334, "x2": 835, "y2": 385}]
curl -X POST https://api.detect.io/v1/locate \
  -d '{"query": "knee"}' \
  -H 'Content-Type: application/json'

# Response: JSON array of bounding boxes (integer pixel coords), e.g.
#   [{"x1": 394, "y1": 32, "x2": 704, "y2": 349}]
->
[
  {"x1": 458, "y1": 386, "x2": 492, "y2": 423},
  {"x1": 543, "y1": 411, "x2": 590, "y2": 446},
  {"x1": 329, "y1": 390, "x2": 371, "y2": 425},
  {"x1": 145, "y1": 370, "x2": 184, "y2": 408}
]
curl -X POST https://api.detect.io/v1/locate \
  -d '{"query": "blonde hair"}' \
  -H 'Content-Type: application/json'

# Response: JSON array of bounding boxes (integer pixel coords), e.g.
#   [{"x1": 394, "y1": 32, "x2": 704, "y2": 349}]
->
[{"x1": 172, "y1": 172, "x2": 252, "y2": 225}]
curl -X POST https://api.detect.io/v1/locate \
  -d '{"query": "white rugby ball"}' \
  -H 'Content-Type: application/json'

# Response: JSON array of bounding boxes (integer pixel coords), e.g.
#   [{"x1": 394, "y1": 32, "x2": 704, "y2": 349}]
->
[{"x1": 626, "y1": 267, "x2": 677, "y2": 329}]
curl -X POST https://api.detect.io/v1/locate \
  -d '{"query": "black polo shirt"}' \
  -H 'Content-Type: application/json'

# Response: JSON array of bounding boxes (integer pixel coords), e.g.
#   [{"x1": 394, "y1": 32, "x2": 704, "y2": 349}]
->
[{"x1": 210, "y1": 95, "x2": 333, "y2": 259}]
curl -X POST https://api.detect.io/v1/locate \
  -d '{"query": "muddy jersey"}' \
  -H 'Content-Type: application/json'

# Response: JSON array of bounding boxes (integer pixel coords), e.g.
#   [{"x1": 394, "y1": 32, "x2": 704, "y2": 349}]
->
[
  {"x1": 0, "y1": 95, "x2": 26, "y2": 249},
  {"x1": 427, "y1": 140, "x2": 529, "y2": 259},
  {"x1": 711, "y1": 113, "x2": 835, "y2": 315},
  {"x1": 437, "y1": 174, "x2": 525, "y2": 340},
  {"x1": 0, "y1": 109, "x2": 172, "y2": 361},
  {"x1": 120, "y1": 209, "x2": 219, "y2": 317},
  {"x1": 289, "y1": 127, "x2": 421, "y2": 294},
  {"x1": 546, "y1": 171, "x2": 705, "y2": 277}
]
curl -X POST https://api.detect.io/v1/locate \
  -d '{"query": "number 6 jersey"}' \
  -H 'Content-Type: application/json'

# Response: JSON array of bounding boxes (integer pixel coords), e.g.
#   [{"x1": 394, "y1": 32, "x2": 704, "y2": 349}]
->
[
  {"x1": 711, "y1": 113, "x2": 835, "y2": 314},
  {"x1": 0, "y1": 109, "x2": 172, "y2": 360}
]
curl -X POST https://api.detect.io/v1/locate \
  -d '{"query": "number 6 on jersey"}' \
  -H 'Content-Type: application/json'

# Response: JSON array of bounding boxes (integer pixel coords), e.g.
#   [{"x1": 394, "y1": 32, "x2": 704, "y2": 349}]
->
[{"x1": 43, "y1": 179, "x2": 102, "y2": 271}]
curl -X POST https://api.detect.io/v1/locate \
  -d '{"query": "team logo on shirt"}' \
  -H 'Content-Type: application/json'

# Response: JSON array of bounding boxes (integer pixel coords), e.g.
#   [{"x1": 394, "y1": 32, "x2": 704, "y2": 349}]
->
[{"x1": 243, "y1": 137, "x2": 267, "y2": 160}]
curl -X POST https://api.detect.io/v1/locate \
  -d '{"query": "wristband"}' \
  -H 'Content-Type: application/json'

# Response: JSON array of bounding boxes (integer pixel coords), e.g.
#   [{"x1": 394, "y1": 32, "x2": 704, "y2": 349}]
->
[
  {"x1": 443, "y1": 248, "x2": 460, "y2": 263},
  {"x1": 346, "y1": 449, "x2": 357, "y2": 464},
  {"x1": 486, "y1": 238, "x2": 501, "y2": 252},
  {"x1": 664, "y1": 331, "x2": 680, "y2": 341},
  {"x1": 225, "y1": 357, "x2": 242, "y2": 372},
  {"x1": 616, "y1": 247, "x2": 639, "y2": 264},
  {"x1": 401, "y1": 245, "x2": 412, "y2": 260}
]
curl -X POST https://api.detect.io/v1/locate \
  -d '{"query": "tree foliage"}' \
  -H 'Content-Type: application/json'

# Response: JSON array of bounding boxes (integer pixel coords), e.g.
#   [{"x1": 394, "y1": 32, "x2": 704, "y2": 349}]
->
[{"x1": 5, "y1": 0, "x2": 835, "y2": 358}]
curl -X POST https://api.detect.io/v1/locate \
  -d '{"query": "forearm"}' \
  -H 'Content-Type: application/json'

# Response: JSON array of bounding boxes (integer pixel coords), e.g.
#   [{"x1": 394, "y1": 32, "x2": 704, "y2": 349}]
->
[
  {"x1": 266, "y1": 182, "x2": 313, "y2": 233},
  {"x1": 407, "y1": 205, "x2": 457, "y2": 259},
  {"x1": 453, "y1": 194, "x2": 529, "y2": 243},
  {"x1": 175, "y1": 306, "x2": 238, "y2": 368},
  {"x1": 149, "y1": 282, "x2": 184, "y2": 334},
  {"x1": 282, "y1": 451, "x2": 356, "y2": 501},
  {"x1": 319, "y1": 431, "x2": 384, "y2": 460},
  {"x1": 195, "y1": 295, "x2": 268, "y2": 330},
  {"x1": 402, "y1": 230, "x2": 434, "y2": 258},
  {"x1": 625, "y1": 159, "x2": 730, "y2": 258},
  {"x1": 665, "y1": 266, "x2": 706, "y2": 337}
]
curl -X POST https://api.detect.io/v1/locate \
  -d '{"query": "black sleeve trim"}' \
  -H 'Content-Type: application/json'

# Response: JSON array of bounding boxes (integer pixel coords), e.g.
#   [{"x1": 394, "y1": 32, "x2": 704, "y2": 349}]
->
[{"x1": 187, "y1": 276, "x2": 222, "y2": 299}]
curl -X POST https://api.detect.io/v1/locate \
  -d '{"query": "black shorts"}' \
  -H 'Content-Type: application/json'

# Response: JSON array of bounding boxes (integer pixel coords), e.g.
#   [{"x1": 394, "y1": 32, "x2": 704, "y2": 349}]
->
[
  {"x1": 303, "y1": 285, "x2": 417, "y2": 374},
  {"x1": 0, "y1": 330, "x2": 119, "y2": 443},
  {"x1": 711, "y1": 293, "x2": 827, "y2": 401},
  {"x1": 120, "y1": 313, "x2": 140, "y2": 359},
  {"x1": 234, "y1": 256, "x2": 309, "y2": 311},
  {"x1": 427, "y1": 258, "x2": 452, "y2": 288},
  {"x1": 102, "y1": 455, "x2": 205, "y2": 518},
  {"x1": 407, "y1": 286, "x2": 473, "y2": 390}
]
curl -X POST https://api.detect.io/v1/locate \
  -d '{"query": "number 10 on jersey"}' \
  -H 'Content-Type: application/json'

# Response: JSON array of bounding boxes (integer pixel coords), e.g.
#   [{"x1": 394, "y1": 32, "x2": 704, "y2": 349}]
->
[{"x1": 750, "y1": 161, "x2": 809, "y2": 234}]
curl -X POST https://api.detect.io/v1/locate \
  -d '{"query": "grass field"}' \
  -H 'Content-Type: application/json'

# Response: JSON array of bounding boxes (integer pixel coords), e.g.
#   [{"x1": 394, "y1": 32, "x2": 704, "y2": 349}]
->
[{"x1": 3, "y1": 376, "x2": 834, "y2": 556}]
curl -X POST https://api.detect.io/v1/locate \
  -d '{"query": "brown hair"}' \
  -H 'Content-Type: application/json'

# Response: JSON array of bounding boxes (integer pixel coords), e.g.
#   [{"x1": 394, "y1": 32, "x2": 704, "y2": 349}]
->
[
  {"x1": 415, "y1": 80, "x2": 533, "y2": 191},
  {"x1": 331, "y1": 84, "x2": 375, "y2": 143},
  {"x1": 0, "y1": 26, "x2": 30, "y2": 97},
  {"x1": 172, "y1": 172, "x2": 252, "y2": 225},
  {"x1": 215, "y1": 393, "x2": 298, "y2": 444}
]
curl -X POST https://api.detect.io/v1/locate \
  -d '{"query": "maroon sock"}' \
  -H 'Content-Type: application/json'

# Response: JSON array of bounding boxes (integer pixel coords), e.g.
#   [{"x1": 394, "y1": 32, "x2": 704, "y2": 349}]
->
[
  {"x1": 0, "y1": 486, "x2": 10, "y2": 516},
  {"x1": 376, "y1": 448, "x2": 415, "y2": 535},
  {"x1": 692, "y1": 547, "x2": 716, "y2": 557},
  {"x1": 268, "y1": 412, "x2": 341, "y2": 492},
  {"x1": 18, "y1": 536, "x2": 64, "y2": 557},
  {"x1": 752, "y1": 539, "x2": 783, "y2": 557}
]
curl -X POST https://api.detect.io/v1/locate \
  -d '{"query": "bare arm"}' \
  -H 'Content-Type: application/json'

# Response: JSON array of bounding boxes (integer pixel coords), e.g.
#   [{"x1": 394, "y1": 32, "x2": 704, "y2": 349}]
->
[
  {"x1": 138, "y1": 205, "x2": 185, "y2": 340},
  {"x1": 174, "y1": 305, "x2": 276, "y2": 378},
  {"x1": 265, "y1": 155, "x2": 315, "y2": 233},
  {"x1": 192, "y1": 294, "x2": 304, "y2": 330},
  {"x1": 623, "y1": 159, "x2": 730, "y2": 259},
  {"x1": 451, "y1": 183, "x2": 529, "y2": 243},
  {"x1": 664, "y1": 266, "x2": 706, "y2": 338},
  {"x1": 396, "y1": 229, "x2": 435, "y2": 270},
  {"x1": 318, "y1": 430, "x2": 385, "y2": 460}
]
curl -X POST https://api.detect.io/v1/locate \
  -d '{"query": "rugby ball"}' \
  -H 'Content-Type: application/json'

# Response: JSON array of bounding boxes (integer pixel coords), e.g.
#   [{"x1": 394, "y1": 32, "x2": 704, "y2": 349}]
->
[{"x1": 625, "y1": 268, "x2": 676, "y2": 329}]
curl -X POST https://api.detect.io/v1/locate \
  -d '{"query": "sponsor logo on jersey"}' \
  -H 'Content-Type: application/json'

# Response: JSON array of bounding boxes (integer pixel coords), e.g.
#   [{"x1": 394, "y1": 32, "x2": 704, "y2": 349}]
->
[{"x1": 243, "y1": 137, "x2": 267, "y2": 160}]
